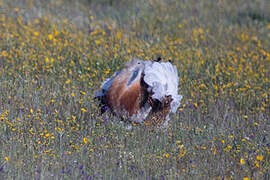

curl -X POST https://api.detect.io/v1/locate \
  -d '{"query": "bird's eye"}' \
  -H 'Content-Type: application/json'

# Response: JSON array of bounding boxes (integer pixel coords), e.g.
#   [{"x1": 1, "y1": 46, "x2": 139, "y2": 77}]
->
[{"x1": 138, "y1": 62, "x2": 141, "y2": 64}]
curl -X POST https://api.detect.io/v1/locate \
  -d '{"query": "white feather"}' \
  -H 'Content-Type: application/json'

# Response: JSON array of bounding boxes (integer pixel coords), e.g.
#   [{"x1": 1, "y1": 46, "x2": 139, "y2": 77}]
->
[{"x1": 143, "y1": 61, "x2": 182, "y2": 113}]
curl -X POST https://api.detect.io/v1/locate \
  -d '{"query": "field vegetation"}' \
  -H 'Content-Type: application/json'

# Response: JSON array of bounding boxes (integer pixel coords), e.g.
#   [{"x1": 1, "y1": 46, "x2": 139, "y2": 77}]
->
[{"x1": 0, "y1": 0, "x2": 269, "y2": 179}]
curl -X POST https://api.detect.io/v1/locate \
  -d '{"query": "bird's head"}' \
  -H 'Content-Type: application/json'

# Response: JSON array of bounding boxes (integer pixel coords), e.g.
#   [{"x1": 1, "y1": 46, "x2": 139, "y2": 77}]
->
[{"x1": 124, "y1": 58, "x2": 145, "y2": 72}]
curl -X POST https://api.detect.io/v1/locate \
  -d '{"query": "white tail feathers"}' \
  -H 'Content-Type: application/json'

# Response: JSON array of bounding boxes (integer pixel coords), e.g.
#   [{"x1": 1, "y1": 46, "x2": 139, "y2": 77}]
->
[{"x1": 144, "y1": 62, "x2": 182, "y2": 113}]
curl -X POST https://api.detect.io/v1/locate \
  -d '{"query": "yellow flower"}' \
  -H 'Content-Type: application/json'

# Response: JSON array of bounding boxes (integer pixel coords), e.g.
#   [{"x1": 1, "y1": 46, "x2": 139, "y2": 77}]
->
[
  {"x1": 45, "y1": 57, "x2": 50, "y2": 63},
  {"x1": 1, "y1": 51, "x2": 8, "y2": 57},
  {"x1": 178, "y1": 144, "x2": 184, "y2": 149},
  {"x1": 163, "y1": 153, "x2": 170, "y2": 158},
  {"x1": 243, "y1": 177, "x2": 249, "y2": 180},
  {"x1": 256, "y1": 155, "x2": 263, "y2": 161},
  {"x1": 45, "y1": 133, "x2": 50, "y2": 137},
  {"x1": 83, "y1": 137, "x2": 88, "y2": 144},
  {"x1": 65, "y1": 79, "x2": 71, "y2": 84},
  {"x1": 80, "y1": 91, "x2": 86, "y2": 95},
  {"x1": 34, "y1": 32, "x2": 39, "y2": 36},
  {"x1": 50, "y1": 58, "x2": 54, "y2": 63},
  {"x1": 4, "y1": 157, "x2": 8, "y2": 162},
  {"x1": 54, "y1": 30, "x2": 59, "y2": 36},
  {"x1": 240, "y1": 158, "x2": 245, "y2": 165},
  {"x1": 51, "y1": 99, "x2": 55, "y2": 103},
  {"x1": 254, "y1": 160, "x2": 260, "y2": 168},
  {"x1": 48, "y1": 34, "x2": 53, "y2": 40},
  {"x1": 116, "y1": 31, "x2": 121, "y2": 40},
  {"x1": 95, "y1": 40, "x2": 101, "y2": 45},
  {"x1": 81, "y1": 108, "x2": 87, "y2": 112},
  {"x1": 224, "y1": 145, "x2": 232, "y2": 152},
  {"x1": 201, "y1": 146, "x2": 207, "y2": 150}
]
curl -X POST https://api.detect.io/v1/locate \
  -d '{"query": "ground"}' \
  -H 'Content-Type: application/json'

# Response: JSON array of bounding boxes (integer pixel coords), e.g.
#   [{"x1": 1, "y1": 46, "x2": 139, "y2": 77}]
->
[{"x1": 0, "y1": 0, "x2": 269, "y2": 179}]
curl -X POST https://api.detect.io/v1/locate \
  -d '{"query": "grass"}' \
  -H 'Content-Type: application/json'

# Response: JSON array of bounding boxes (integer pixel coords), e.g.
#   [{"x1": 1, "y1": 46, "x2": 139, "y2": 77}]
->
[{"x1": 0, "y1": 0, "x2": 269, "y2": 179}]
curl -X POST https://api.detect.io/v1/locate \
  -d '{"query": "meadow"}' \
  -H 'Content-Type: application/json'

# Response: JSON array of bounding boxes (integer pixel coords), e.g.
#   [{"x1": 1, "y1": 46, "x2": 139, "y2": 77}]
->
[{"x1": 0, "y1": 0, "x2": 269, "y2": 179}]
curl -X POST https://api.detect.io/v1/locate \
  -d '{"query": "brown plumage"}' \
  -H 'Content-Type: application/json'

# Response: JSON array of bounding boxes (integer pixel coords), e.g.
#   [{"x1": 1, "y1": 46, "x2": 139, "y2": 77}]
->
[{"x1": 144, "y1": 95, "x2": 173, "y2": 126}]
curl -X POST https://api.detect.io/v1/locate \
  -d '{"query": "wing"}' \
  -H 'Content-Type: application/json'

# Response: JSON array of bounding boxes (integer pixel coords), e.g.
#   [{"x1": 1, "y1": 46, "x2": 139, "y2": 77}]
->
[
  {"x1": 143, "y1": 61, "x2": 182, "y2": 113},
  {"x1": 95, "y1": 70, "x2": 121, "y2": 99},
  {"x1": 94, "y1": 70, "x2": 121, "y2": 113},
  {"x1": 106, "y1": 68, "x2": 143, "y2": 116}
]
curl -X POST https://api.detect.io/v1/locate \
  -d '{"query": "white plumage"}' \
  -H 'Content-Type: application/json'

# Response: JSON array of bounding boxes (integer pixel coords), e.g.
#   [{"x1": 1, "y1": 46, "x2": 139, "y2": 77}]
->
[{"x1": 144, "y1": 61, "x2": 182, "y2": 113}]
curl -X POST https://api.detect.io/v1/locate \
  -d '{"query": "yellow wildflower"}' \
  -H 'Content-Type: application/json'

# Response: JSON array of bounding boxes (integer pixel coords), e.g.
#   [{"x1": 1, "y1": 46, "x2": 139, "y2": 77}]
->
[
  {"x1": 95, "y1": 40, "x2": 101, "y2": 45},
  {"x1": 1, "y1": 51, "x2": 8, "y2": 57},
  {"x1": 54, "y1": 30, "x2": 59, "y2": 36},
  {"x1": 81, "y1": 108, "x2": 87, "y2": 112},
  {"x1": 163, "y1": 153, "x2": 170, "y2": 158},
  {"x1": 48, "y1": 34, "x2": 53, "y2": 40},
  {"x1": 80, "y1": 91, "x2": 86, "y2": 95},
  {"x1": 4, "y1": 157, "x2": 8, "y2": 162},
  {"x1": 116, "y1": 31, "x2": 121, "y2": 40},
  {"x1": 201, "y1": 146, "x2": 207, "y2": 150},
  {"x1": 256, "y1": 155, "x2": 263, "y2": 161},
  {"x1": 65, "y1": 79, "x2": 71, "y2": 84},
  {"x1": 240, "y1": 158, "x2": 245, "y2": 165},
  {"x1": 178, "y1": 144, "x2": 184, "y2": 149},
  {"x1": 254, "y1": 160, "x2": 260, "y2": 168},
  {"x1": 45, "y1": 57, "x2": 50, "y2": 63}
]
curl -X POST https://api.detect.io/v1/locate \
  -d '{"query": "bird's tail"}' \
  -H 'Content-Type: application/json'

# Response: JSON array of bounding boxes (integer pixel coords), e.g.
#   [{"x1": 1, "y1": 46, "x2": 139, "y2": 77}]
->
[{"x1": 143, "y1": 61, "x2": 182, "y2": 113}]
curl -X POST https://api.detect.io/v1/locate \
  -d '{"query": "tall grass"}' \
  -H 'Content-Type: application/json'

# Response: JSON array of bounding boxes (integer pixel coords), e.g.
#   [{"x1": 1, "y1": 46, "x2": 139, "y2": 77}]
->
[{"x1": 0, "y1": 0, "x2": 269, "y2": 179}]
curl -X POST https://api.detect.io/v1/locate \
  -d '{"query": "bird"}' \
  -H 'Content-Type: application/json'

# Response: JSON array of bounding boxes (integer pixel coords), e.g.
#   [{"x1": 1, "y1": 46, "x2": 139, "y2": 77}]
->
[{"x1": 95, "y1": 58, "x2": 182, "y2": 128}]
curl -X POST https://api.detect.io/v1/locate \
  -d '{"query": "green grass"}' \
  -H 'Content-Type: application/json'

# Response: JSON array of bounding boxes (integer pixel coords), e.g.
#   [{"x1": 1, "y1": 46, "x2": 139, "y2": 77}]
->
[{"x1": 0, "y1": 0, "x2": 269, "y2": 179}]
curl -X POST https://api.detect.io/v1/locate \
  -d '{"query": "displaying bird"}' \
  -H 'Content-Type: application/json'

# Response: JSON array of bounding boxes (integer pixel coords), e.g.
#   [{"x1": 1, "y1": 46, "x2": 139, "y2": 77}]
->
[{"x1": 95, "y1": 58, "x2": 182, "y2": 128}]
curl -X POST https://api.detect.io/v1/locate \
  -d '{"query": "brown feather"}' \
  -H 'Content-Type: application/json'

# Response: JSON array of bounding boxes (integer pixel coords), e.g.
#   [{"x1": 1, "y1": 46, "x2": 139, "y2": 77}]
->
[
  {"x1": 144, "y1": 95, "x2": 172, "y2": 127},
  {"x1": 119, "y1": 78, "x2": 141, "y2": 115},
  {"x1": 106, "y1": 71, "x2": 143, "y2": 116}
]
